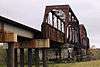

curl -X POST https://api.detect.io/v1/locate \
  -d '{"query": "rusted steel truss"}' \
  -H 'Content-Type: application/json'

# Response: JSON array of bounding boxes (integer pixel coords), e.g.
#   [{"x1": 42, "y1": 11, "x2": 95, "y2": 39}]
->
[
  {"x1": 80, "y1": 24, "x2": 90, "y2": 50},
  {"x1": 0, "y1": 4, "x2": 90, "y2": 67},
  {"x1": 42, "y1": 5, "x2": 81, "y2": 45},
  {"x1": 41, "y1": 5, "x2": 90, "y2": 62}
]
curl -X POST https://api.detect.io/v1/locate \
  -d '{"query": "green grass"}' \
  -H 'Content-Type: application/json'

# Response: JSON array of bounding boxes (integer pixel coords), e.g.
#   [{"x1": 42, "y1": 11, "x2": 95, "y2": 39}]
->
[
  {"x1": 49, "y1": 60, "x2": 100, "y2": 67},
  {"x1": 1, "y1": 60, "x2": 100, "y2": 67},
  {"x1": 0, "y1": 64, "x2": 6, "y2": 67}
]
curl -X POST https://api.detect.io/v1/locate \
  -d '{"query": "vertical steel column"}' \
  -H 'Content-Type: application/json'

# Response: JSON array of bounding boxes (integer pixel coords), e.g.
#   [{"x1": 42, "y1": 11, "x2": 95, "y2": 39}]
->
[
  {"x1": 7, "y1": 43, "x2": 15, "y2": 67},
  {"x1": 42, "y1": 48, "x2": 48, "y2": 67},
  {"x1": 52, "y1": 14, "x2": 54, "y2": 27},
  {"x1": 71, "y1": 29, "x2": 74, "y2": 43},
  {"x1": 35, "y1": 48, "x2": 39, "y2": 67},
  {"x1": 72, "y1": 29, "x2": 75, "y2": 43},
  {"x1": 70, "y1": 27, "x2": 72, "y2": 42},
  {"x1": 57, "y1": 18, "x2": 59, "y2": 29},
  {"x1": 73, "y1": 30, "x2": 75, "y2": 43},
  {"x1": 74, "y1": 30, "x2": 76, "y2": 43},
  {"x1": 60, "y1": 21, "x2": 62, "y2": 32},
  {"x1": 28, "y1": 48, "x2": 33, "y2": 67},
  {"x1": 20, "y1": 48, "x2": 24, "y2": 67},
  {"x1": 68, "y1": 26, "x2": 70, "y2": 42},
  {"x1": 64, "y1": 9, "x2": 69, "y2": 43},
  {"x1": 75, "y1": 30, "x2": 78, "y2": 43},
  {"x1": 15, "y1": 48, "x2": 18, "y2": 67}
]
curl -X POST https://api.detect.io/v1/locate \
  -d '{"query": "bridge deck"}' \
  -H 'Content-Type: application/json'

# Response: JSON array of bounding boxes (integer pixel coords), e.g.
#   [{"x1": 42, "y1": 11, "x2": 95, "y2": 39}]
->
[{"x1": 0, "y1": 16, "x2": 42, "y2": 39}]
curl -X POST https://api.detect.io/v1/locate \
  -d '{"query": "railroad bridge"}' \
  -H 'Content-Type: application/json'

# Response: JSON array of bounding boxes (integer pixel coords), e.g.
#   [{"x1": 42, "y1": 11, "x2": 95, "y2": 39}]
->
[{"x1": 0, "y1": 5, "x2": 90, "y2": 67}]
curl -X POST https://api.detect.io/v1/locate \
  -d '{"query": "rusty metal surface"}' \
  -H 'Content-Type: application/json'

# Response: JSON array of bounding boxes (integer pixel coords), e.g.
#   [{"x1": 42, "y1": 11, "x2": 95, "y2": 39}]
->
[
  {"x1": 42, "y1": 5, "x2": 69, "y2": 44},
  {"x1": 0, "y1": 30, "x2": 17, "y2": 43},
  {"x1": 42, "y1": 23, "x2": 64, "y2": 43},
  {"x1": 14, "y1": 39, "x2": 50, "y2": 48},
  {"x1": 0, "y1": 5, "x2": 90, "y2": 67},
  {"x1": 41, "y1": 5, "x2": 91, "y2": 62},
  {"x1": 41, "y1": 5, "x2": 81, "y2": 46},
  {"x1": 79, "y1": 24, "x2": 90, "y2": 50}
]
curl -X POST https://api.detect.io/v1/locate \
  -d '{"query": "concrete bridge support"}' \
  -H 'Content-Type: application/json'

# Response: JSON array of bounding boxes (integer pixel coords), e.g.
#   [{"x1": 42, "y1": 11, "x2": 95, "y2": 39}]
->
[
  {"x1": 42, "y1": 49, "x2": 48, "y2": 67},
  {"x1": 28, "y1": 48, "x2": 33, "y2": 67},
  {"x1": 20, "y1": 48, "x2": 24, "y2": 67},
  {"x1": 7, "y1": 43, "x2": 15, "y2": 67},
  {"x1": 14, "y1": 48, "x2": 18, "y2": 67}
]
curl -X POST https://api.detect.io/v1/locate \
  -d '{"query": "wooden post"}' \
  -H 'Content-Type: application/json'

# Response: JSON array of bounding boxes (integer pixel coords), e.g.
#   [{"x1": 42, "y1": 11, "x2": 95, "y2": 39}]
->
[
  {"x1": 35, "y1": 48, "x2": 39, "y2": 67},
  {"x1": 15, "y1": 48, "x2": 18, "y2": 67},
  {"x1": 7, "y1": 43, "x2": 15, "y2": 67},
  {"x1": 42, "y1": 48, "x2": 48, "y2": 67},
  {"x1": 28, "y1": 48, "x2": 33, "y2": 67},
  {"x1": 20, "y1": 48, "x2": 24, "y2": 67}
]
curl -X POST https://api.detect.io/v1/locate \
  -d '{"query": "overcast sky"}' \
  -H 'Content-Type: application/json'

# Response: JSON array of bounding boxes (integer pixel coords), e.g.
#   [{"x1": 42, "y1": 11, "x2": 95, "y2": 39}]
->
[{"x1": 0, "y1": 0, "x2": 100, "y2": 48}]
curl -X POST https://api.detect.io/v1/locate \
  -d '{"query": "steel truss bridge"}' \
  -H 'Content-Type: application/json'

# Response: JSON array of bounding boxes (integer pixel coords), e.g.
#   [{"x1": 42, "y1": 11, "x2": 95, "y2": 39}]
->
[{"x1": 0, "y1": 5, "x2": 90, "y2": 67}]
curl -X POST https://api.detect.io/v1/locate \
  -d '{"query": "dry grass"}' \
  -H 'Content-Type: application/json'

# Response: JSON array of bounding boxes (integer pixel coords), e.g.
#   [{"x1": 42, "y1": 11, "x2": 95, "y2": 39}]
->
[
  {"x1": 49, "y1": 60, "x2": 100, "y2": 67},
  {"x1": 1, "y1": 60, "x2": 100, "y2": 67}
]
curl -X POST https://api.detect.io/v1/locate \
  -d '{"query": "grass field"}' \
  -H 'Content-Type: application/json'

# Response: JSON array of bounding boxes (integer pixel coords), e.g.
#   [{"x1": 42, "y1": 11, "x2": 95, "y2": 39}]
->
[
  {"x1": 0, "y1": 60, "x2": 100, "y2": 67},
  {"x1": 50, "y1": 60, "x2": 100, "y2": 67}
]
